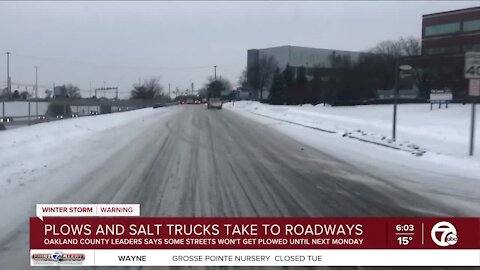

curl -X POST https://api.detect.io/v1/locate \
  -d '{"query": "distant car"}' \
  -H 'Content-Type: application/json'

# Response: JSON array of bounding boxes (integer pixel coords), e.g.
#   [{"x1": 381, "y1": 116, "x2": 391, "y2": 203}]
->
[
  {"x1": 153, "y1": 103, "x2": 164, "y2": 108},
  {"x1": 194, "y1": 100, "x2": 201, "y2": 104},
  {"x1": 0, "y1": 117, "x2": 13, "y2": 123},
  {"x1": 56, "y1": 115, "x2": 64, "y2": 119},
  {"x1": 207, "y1": 98, "x2": 222, "y2": 109},
  {"x1": 37, "y1": 115, "x2": 46, "y2": 120},
  {"x1": 71, "y1": 114, "x2": 79, "y2": 118},
  {"x1": 186, "y1": 99, "x2": 194, "y2": 104},
  {"x1": 90, "y1": 111, "x2": 99, "y2": 115}
]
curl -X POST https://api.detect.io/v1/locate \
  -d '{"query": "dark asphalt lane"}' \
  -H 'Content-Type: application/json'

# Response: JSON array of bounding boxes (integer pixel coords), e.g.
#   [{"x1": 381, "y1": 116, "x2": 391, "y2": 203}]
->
[{"x1": 0, "y1": 105, "x2": 475, "y2": 269}]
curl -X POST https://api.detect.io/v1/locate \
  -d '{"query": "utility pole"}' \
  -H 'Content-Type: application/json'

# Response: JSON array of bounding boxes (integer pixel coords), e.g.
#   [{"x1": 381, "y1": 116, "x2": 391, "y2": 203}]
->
[
  {"x1": 34, "y1": 66, "x2": 39, "y2": 118},
  {"x1": 3, "y1": 52, "x2": 10, "y2": 118},
  {"x1": 214, "y1": 65, "x2": 217, "y2": 81},
  {"x1": 168, "y1": 83, "x2": 171, "y2": 99},
  {"x1": 6, "y1": 52, "x2": 11, "y2": 95},
  {"x1": 88, "y1": 81, "x2": 92, "y2": 115},
  {"x1": 191, "y1": 82, "x2": 194, "y2": 95}
]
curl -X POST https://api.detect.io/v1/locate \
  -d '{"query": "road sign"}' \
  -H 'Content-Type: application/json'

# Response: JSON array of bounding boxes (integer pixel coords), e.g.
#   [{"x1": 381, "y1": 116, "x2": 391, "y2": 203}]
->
[
  {"x1": 220, "y1": 90, "x2": 230, "y2": 97},
  {"x1": 399, "y1": 65, "x2": 412, "y2": 71},
  {"x1": 469, "y1": 79, "x2": 480, "y2": 96},
  {"x1": 465, "y1": 52, "x2": 480, "y2": 78},
  {"x1": 430, "y1": 90, "x2": 452, "y2": 101}
]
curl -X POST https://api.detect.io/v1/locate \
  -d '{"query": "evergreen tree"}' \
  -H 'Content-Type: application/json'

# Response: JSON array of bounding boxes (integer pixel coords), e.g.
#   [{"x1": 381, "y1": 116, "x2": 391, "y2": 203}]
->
[
  {"x1": 295, "y1": 66, "x2": 308, "y2": 104},
  {"x1": 310, "y1": 67, "x2": 323, "y2": 104},
  {"x1": 282, "y1": 65, "x2": 295, "y2": 104},
  {"x1": 268, "y1": 68, "x2": 285, "y2": 105}
]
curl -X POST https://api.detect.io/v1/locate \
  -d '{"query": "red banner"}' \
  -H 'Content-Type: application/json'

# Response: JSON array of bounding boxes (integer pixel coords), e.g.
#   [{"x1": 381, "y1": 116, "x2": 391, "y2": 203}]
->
[{"x1": 30, "y1": 217, "x2": 480, "y2": 249}]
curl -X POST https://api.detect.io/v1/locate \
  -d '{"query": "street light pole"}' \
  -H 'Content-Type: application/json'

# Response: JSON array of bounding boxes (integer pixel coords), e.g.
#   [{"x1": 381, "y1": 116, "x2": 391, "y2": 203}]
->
[
  {"x1": 214, "y1": 65, "x2": 217, "y2": 81},
  {"x1": 470, "y1": 101, "x2": 476, "y2": 156},
  {"x1": 392, "y1": 62, "x2": 413, "y2": 142}
]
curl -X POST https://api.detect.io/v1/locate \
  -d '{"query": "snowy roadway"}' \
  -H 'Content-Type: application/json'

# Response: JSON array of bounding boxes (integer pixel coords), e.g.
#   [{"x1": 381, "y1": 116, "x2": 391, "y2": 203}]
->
[{"x1": 0, "y1": 105, "x2": 479, "y2": 269}]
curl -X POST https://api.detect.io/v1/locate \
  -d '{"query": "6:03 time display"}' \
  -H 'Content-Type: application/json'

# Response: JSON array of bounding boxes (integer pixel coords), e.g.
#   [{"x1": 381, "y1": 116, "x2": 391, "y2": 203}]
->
[{"x1": 396, "y1": 224, "x2": 414, "y2": 232}]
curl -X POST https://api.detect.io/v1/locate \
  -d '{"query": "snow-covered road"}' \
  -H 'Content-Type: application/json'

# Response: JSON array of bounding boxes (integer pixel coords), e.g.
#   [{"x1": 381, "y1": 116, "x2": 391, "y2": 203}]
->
[{"x1": 0, "y1": 104, "x2": 478, "y2": 269}]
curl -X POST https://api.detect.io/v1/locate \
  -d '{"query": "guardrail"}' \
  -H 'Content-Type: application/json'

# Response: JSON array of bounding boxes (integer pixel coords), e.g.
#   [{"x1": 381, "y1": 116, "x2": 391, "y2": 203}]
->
[{"x1": 0, "y1": 99, "x2": 178, "y2": 130}]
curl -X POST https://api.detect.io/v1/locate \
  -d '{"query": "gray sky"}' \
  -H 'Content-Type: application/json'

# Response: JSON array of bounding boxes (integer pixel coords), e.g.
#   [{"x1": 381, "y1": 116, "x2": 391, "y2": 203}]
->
[{"x1": 0, "y1": 1, "x2": 478, "y2": 98}]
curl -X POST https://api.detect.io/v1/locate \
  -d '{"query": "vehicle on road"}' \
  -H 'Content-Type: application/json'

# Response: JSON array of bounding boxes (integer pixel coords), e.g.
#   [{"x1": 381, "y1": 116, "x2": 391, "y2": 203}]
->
[
  {"x1": 207, "y1": 98, "x2": 222, "y2": 109},
  {"x1": 186, "y1": 98, "x2": 194, "y2": 104},
  {"x1": 0, "y1": 117, "x2": 13, "y2": 123},
  {"x1": 153, "y1": 103, "x2": 165, "y2": 108},
  {"x1": 90, "y1": 111, "x2": 99, "y2": 115}
]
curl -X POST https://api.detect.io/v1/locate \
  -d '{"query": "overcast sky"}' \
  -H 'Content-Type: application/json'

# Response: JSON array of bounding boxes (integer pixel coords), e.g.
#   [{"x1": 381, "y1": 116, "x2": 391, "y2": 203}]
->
[{"x1": 0, "y1": 1, "x2": 478, "y2": 98}]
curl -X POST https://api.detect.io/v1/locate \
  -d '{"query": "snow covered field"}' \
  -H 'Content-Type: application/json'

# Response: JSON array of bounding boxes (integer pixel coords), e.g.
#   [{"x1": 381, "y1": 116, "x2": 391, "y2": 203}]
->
[
  {"x1": 225, "y1": 101, "x2": 480, "y2": 214},
  {"x1": 225, "y1": 101, "x2": 480, "y2": 159}
]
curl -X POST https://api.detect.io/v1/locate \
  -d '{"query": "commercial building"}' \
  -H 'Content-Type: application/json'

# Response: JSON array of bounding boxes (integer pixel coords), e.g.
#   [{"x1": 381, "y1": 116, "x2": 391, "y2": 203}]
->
[
  {"x1": 402, "y1": 6, "x2": 480, "y2": 99},
  {"x1": 422, "y1": 7, "x2": 480, "y2": 55}
]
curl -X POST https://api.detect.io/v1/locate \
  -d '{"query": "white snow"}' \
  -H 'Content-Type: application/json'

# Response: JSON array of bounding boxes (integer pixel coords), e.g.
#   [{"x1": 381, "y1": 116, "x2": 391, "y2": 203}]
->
[
  {"x1": 225, "y1": 101, "x2": 480, "y2": 158},
  {"x1": 225, "y1": 101, "x2": 480, "y2": 215},
  {"x1": 0, "y1": 107, "x2": 178, "y2": 238}
]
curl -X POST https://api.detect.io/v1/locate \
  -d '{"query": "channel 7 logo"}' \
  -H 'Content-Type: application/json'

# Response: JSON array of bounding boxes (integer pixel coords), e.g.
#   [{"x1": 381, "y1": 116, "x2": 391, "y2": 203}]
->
[{"x1": 431, "y1": 221, "x2": 458, "y2": 247}]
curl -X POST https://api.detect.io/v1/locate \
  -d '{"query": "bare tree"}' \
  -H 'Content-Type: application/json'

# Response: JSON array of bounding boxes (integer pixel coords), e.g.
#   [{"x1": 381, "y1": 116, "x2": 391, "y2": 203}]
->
[
  {"x1": 44, "y1": 89, "x2": 53, "y2": 99},
  {"x1": 65, "y1": 84, "x2": 82, "y2": 98},
  {"x1": 398, "y1": 37, "x2": 421, "y2": 56},
  {"x1": 204, "y1": 76, "x2": 232, "y2": 98},
  {"x1": 0, "y1": 88, "x2": 9, "y2": 98},
  {"x1": 257, "y1": 55, "x2": 278, "y2": 101},
  {"x1": 130, "y1": 77, "x2": 164, "y2": 100},
  {"x1": 54, "y1": 84, "x2": 82, "y2": 98},
  {"x1": 370, "y1": 36, "x2": 421, "y2": 58},
  {"x1": 238, "y1": 68, "x2": 248, "y2": 89},
  {"x1": 20, "y1": 91, "x2": 31, "y2": 100}
]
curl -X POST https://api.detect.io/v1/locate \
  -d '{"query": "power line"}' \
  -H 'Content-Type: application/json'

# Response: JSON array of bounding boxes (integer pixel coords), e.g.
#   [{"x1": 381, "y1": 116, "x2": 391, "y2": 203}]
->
[
  {"x1": 0, "y1": 80, "x2": 50, "y2": 89},
  {"x1": 11, "y1": 52, "x2": 215, "y2": 71}
]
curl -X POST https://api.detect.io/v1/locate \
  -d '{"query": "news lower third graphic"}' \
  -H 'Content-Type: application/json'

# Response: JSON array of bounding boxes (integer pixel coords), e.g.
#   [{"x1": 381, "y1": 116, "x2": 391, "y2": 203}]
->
[{"x1": 30, "y1": 204, "x2": 480, "y2": 266}]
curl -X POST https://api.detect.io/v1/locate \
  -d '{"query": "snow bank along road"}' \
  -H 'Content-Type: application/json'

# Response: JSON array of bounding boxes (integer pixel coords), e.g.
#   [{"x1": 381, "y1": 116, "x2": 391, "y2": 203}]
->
[{"x1": 0, "y1": 105, "x2": 478, "y2": 269}]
